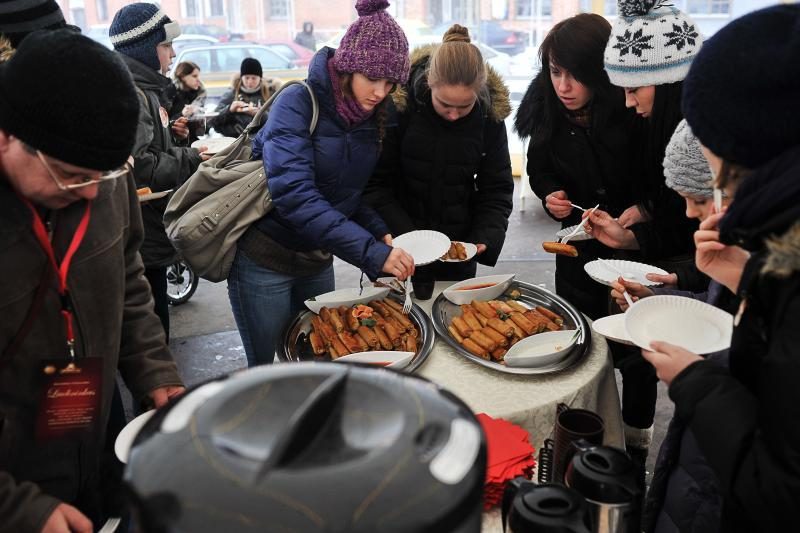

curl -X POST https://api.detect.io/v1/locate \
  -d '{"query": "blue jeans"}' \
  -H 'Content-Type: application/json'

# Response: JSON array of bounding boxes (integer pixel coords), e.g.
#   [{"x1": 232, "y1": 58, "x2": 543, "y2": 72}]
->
[{"x1": 227, "y1": 249, "x2": 334, "y2": 366}]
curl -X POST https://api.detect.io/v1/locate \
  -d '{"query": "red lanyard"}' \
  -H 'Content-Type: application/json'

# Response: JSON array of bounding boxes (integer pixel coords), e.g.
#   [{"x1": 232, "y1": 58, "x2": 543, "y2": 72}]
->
[{"x1": 20, "y1": 197, "x2": 92, "y2": 361}]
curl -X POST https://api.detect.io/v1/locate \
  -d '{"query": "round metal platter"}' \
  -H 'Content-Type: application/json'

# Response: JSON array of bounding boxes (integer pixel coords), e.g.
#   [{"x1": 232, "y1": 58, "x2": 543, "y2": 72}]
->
[
  {"x1": 278, "y1": 295, "x2": 435, "y2": 373},
  {"x1": 431, "y1": 280, "x2": 592, "y2": 375}
]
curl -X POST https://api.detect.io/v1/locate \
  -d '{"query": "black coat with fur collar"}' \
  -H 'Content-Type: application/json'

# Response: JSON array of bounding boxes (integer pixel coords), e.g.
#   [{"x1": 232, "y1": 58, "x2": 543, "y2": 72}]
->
[
  {"x1": 668, "y1": 146, "x2": 800, "y2": 532},
  {"x1": 514, "y1": 69, "x2": 636, "y2": 318},
  {"x1": 364, "y1": 45, "x2": 514, "y2": 270}
]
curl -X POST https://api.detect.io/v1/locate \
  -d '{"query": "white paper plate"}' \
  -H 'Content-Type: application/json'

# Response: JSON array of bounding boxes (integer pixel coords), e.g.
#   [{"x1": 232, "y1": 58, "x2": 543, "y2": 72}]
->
[
  {"x1": 556, "y1": 224, "x2": 594, "y2": 242},
  {"x1": 115, "y1": 410, "x2": 155, "y2": 463},
  {"x1": 442, "y1": 274, "x2": 516, "y2": 305},
  {"x1": 592, "y1": 314, "x2": 634, "y2": 346},
  {"x1": 504, "y1": 330, "x2": 578, "y2": 368},
  {"x1": 137, "y1": 189, "x2": 172, "y2": 202},
  {"x1": 304, "y1": 286, "x2": 390, "y2": 314},
  {"x1": 584, "y1": 259, "x2": 669, "y2": 287},
  {"x1": 334, "y1": 351, "x2": 414, "y2": 369},
  {"x1": 392, "y1": 230, "x2": 451, "y2": 266},
  {"x1": 625, "y1": 295, "x2": 733, "y2": 354},
  {"x1": 440, "y1": 242, "x2": 478, "y2": 262},
  {"x1": 191, "y1": 136, "x2": 236, "y2": 155}
]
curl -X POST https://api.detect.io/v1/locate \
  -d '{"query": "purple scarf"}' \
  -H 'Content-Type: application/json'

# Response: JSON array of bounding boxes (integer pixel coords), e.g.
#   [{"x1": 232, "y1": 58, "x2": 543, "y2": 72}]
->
[{"x1": 327, "y1": 58, "x2": 373, "y2": 128}]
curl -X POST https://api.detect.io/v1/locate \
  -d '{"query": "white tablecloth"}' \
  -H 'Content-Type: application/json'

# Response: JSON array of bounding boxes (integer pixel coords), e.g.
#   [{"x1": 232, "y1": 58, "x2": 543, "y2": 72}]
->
[{"x1": 413, "y1": 282, "x2": 624, "y2": 532}]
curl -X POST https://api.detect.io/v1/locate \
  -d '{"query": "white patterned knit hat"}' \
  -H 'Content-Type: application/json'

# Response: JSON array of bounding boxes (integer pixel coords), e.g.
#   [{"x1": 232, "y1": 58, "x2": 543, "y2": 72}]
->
[{"x1": 604, "y1": 0, "x2": 702, "y2": 87}]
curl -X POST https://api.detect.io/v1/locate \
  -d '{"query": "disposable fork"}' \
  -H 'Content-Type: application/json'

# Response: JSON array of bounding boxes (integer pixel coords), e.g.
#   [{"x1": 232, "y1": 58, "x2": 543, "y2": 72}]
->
[
  {"x1": 597, "y1": 258, "x2": 635, "y2": 308},
  {"x1": 570, "y1": 203, "x2": 587, "y2": 212},
  {"x1": 558, "y1": 204, "x2": 600, "y2": 244},
  {"x1": 402, "y1": 279, "x2": 413, "y2": 313}
]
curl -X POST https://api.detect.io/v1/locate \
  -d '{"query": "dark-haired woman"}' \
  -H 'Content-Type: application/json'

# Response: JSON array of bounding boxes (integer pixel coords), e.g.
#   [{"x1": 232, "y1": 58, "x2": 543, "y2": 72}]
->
[
  {"x1": 167, "y1": 61, "x2": 207, "y2": 144},
  {"x1": 229, "y1": 0, "x2": 415, "y2": 367},
  {"x1": 515, "y1": 13, "x2": 635, "y2": 320},
  {"x1": 366, "y1": 24, "x2": 514, "y2": 284},
  {"x1": 586, "y1": 0, "x2": 704, "y2": 468}
]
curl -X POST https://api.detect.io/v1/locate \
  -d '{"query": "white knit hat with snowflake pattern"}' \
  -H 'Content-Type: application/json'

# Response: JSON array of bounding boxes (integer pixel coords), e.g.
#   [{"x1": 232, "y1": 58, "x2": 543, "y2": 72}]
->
[{"x1": 604, "y1": 0, "x2": 702, "y2": 87}]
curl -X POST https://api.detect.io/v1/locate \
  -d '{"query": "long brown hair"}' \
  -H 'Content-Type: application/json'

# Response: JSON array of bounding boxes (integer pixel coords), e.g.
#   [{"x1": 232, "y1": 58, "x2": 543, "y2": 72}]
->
[
  {"x1": 173, "y1": 61, "x2": 200, "y2": 88},
  {"x1": 337, "y1": 72, "x2": 389, "y2": 147},
  {"x1": 427, "y1": 24, "x2": 486, "y2": 94}
]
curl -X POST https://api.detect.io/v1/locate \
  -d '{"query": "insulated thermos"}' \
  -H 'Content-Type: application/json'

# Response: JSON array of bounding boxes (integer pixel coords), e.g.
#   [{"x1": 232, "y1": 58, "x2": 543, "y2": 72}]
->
[
  {"x1": 502, "y1": 477, "x2": 592, "y2": 533},
  {"x1": 564, "y1": 440, "x2": 643, "y2": 533}
]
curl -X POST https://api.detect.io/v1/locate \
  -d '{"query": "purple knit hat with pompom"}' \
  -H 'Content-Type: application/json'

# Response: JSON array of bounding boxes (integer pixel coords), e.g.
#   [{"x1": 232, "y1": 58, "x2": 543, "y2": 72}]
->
[{"x1": 333, "y1": 0, "x2": 409, "y2": 84}]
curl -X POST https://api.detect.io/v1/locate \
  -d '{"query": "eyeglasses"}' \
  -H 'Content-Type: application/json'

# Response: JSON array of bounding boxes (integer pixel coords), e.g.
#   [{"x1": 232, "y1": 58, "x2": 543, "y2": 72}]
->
[{"x1": 37, "y1": 150, "x2": 130, "y2": 191}]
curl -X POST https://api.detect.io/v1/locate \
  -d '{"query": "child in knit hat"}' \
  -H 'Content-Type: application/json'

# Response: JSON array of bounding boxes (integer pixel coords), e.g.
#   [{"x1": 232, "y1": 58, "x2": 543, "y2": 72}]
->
[{"x1": 229, "y1": 0, "x2": 414, "y2": 367}]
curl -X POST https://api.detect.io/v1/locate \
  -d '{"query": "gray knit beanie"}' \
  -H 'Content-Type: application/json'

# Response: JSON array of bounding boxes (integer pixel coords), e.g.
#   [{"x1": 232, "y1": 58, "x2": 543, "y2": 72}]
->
[
  {"x1": 663, "y1": 119, "x2": 713, "y2": 198},
  {"x1": 604, "y1": 0, "x2": 702, "y2": 87}
]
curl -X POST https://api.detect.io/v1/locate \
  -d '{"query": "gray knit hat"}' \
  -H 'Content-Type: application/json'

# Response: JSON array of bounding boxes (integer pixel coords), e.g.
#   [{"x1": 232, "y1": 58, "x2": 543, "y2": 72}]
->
[
  {"x1": 663, "y1": 119, "x2": 713, "y2": 198},
  {"x1": 604, "y1": 0, "x2": 702, "y2": 87}
]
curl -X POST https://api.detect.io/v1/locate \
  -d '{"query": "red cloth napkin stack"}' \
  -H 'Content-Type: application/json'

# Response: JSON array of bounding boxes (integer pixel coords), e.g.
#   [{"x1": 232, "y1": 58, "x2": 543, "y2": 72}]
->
[{"x1": 477, "y1": 413, "x2": 537, "y2": 509}]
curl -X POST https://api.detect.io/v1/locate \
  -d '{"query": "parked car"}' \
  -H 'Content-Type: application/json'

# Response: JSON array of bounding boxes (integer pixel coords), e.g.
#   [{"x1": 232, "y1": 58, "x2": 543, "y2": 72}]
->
[
  {"x1": 180, "y1": 23, "x2": 244, "y2": 42},
  {"x1": 172, "y1": 33, "x2": 219, "y2": 56},
  {"x1": 263, "y1": 41, "x2": 314, "y2": 68},
  {"x1": 169, "y1": 43, "x2": 305, "y2": 98},
  {"x1": 432, "y1": 20, "x2": 527, "y2": 56}
]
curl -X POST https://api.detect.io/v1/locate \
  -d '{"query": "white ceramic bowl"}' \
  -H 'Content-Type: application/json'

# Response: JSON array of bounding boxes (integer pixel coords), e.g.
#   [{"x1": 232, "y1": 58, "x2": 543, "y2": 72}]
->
[
  {"x1": 334, "y1": 351, "x2": 414, "y2": 369},
  {"x1": 442, "y1": 274, "x2": 516, "y2": 305},
  {"x1": 504, "y1": 330, "x2": 578, "y2": 368},
  {"x1": 304, "y1": 287, "x2": 390, "y2": 314}
]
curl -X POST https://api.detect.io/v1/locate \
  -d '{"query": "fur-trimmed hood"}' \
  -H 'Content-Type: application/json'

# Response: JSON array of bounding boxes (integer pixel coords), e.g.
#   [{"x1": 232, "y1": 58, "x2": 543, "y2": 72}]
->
[
  {"x1": 391, "y1": 43, "x2": 511, "y2": 122},
  {"x1": 513, "y1": 69, "x2": 546, "y2": 139},
  {"x1": 0, "y1": 36, "x2": 15, "y2": 64},
  {"x1": 764, "y1": 221, "x2": 800, "y2": 278}
]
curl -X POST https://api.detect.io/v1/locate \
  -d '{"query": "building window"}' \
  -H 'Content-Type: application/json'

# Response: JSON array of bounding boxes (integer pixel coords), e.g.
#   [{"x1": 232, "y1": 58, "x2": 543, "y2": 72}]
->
[
  {"x1": 686, "y1": 0, "x2": 731, "y2": 14},
  {"x1": 184, "y1": 0, "x2": 198, "y2": 18},
  {"x1": 95, "y1": 0, "x2": 108, "y2": 21},
  {"x1": 209, "y1": 0, "x2": 224, "y2": 17},
  {"x1": 268, "y1": 0, "x2": 289, "y2": 19},
  {"x1": 605, "y1": 0, "x2": 617, "y2": 16},
  {"x1": 515, "y1": 0, "x2": 552, "y2": 18}
]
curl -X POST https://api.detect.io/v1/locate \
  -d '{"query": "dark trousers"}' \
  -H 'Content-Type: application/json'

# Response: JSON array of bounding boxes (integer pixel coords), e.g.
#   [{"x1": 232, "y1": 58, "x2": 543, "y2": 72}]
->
[
  {"x1": 611, "y1": 341, "x2": 659, "y2": 431},
  {"x1": 144, "y1": 266, "x2": 169, "y2": 343}
]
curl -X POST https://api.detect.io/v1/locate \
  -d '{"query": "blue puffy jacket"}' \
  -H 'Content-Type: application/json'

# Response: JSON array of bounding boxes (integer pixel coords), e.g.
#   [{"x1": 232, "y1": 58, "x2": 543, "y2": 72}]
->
[{"x1": 252, "y1": 47, "x2": 391, "y2": 278}]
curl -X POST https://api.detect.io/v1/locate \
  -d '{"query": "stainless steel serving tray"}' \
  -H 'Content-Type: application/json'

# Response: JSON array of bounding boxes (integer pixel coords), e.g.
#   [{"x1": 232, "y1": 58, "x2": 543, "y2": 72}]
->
[
  {"x1": 431, "y1": 280, "x2": 592, "y2": 375},
  {"x1": 278, "y1": 295, "x2": 435, "y2": 373}
]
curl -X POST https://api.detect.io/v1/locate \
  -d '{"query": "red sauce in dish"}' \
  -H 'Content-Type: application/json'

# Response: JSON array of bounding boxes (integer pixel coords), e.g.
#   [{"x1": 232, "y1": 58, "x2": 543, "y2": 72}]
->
[{"x1": 455, "y1": 283, "x2": 497, "y2": 291}]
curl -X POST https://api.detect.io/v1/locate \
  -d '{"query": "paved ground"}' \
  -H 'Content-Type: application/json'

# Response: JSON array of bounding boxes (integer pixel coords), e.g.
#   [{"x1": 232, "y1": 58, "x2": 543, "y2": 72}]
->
[{"x1": 153, "y1": 178, "x2": 673, "y2": 481}]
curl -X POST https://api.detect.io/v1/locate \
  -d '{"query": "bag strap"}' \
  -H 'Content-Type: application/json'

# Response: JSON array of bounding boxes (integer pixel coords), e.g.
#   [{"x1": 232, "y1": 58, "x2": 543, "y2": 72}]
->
[{"x1": 245, "y1": 80, "x2": 319, "y2": 136}]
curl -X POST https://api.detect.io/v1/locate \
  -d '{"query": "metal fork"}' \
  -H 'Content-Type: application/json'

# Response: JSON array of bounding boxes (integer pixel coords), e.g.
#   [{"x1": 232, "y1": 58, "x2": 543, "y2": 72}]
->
[{"x1": 402, "y1": 279, "x2": 413, "y2": 314}]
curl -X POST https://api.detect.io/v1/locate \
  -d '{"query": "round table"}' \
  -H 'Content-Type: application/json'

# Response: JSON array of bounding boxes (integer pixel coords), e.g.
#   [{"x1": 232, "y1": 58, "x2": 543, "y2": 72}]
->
[{"x1": 413, "y1": 282, "x2": 624, "y2": 532}]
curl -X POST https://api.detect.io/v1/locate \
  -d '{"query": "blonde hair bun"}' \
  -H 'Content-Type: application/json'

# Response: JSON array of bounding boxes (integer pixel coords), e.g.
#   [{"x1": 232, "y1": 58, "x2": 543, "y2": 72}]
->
[{"x1": 442, "y1": 24, "x2": 471, "y2": 44}]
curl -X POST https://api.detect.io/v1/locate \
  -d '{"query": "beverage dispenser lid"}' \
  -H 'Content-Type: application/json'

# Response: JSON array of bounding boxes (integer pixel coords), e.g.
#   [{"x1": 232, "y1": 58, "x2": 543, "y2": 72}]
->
[
  {"x1": 567, "y1": 445, "x2": 641, "y2": 504},
  {"x1": 508, "y1": 483, "x2": 591, "y2": 533}
]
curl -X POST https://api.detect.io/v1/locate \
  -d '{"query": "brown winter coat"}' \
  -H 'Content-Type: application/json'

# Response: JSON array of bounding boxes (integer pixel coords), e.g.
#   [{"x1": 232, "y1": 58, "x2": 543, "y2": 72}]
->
[{"x1": 0, "y1": 171, "x2": 183, "y2": 532}]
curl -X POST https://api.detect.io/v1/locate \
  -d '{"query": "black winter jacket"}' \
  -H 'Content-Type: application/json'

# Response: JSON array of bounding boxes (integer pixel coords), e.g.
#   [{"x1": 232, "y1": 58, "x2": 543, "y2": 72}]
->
[
  {"x1": 668, "y1": 147, "x2": 800, "y2": 532},
  {"x1": 365, "y1": 45, "x2": 514, "y2": 270},
  {"x1": 514, "y1": 70, "x2": 636, "y2": 318},
  {"x1": 120, "y1": 54, "x2": 202, "y2": 268},
  {"x1": 211, "y1": 76, "x2": 280, "y2": 138}
]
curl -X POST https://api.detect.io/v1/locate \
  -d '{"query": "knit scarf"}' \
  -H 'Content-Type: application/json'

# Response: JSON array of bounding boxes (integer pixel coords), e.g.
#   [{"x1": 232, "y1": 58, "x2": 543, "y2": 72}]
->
[
  {"x1": 327, "y1": 58, "x2": 373, "y2": 128},
  {"x1": 564, "y1": 104, "x2": 592, "y2": 129}
]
